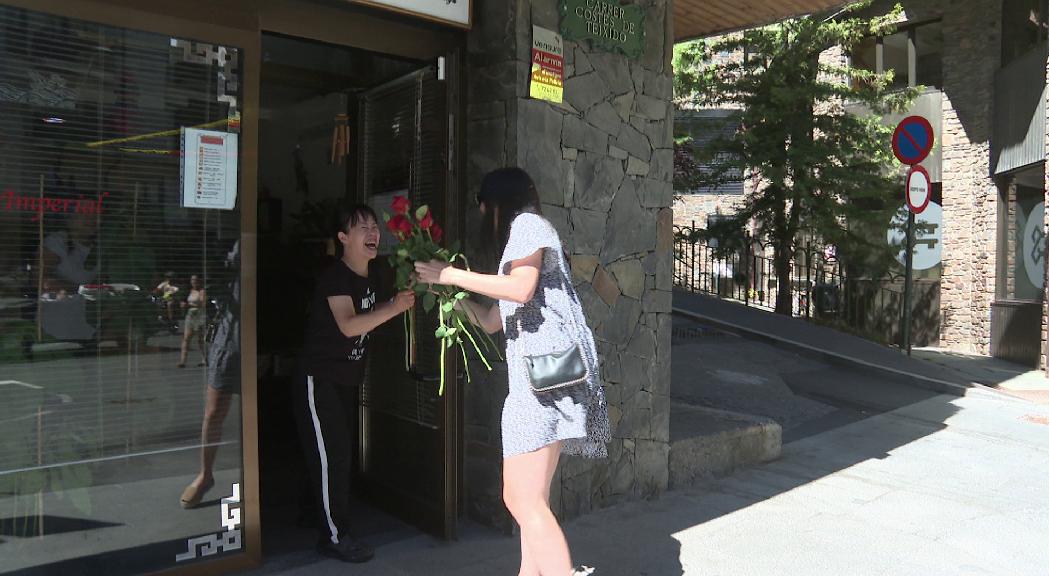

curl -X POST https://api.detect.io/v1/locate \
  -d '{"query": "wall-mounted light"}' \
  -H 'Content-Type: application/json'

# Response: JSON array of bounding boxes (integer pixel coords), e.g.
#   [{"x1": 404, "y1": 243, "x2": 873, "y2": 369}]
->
[{"x1": 42, "y1": 117, "x2": 65, "y2": 124}]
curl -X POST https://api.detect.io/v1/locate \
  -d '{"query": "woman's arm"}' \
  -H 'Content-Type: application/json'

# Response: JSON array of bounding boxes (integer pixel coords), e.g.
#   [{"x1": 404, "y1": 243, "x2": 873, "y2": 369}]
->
[
  {"x1": 457, "y1": 298, "x2": 502, "y2": 334},
  {"x1": 415, "y1": 249, "x2": 543, "y2": 305},
  {"x1": 328, "y1": 290, "x2": 415, "y2": 339}
]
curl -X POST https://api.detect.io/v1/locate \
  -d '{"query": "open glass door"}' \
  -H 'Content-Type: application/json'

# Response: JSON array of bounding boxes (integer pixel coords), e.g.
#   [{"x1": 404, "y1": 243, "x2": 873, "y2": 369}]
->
[{"x1": 355, "y1": 51, "x2": 463, "y2": 538}]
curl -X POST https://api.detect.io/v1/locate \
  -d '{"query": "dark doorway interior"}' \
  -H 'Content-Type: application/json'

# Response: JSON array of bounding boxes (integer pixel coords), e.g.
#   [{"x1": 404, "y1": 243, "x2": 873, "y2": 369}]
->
[{"x1": 255, "y1": 32, "x2": 426, "y2": 558}]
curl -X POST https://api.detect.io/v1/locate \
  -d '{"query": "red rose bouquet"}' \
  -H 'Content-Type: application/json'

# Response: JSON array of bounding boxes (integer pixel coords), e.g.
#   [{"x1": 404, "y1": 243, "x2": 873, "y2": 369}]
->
[{"x1": 385, "y1": 195, "x2": 499, "y2": 394}]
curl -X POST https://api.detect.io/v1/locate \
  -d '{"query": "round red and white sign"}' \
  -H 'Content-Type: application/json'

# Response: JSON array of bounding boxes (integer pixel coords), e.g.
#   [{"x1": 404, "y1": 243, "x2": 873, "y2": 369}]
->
[{"x1": 905, "y1": 166, "x2": 931, "y2": 214}]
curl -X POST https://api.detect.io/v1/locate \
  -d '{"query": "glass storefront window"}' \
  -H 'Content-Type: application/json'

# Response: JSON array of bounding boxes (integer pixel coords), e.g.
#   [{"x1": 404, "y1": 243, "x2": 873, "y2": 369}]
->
[
  {"x1": 1010, "y1": 185, "x2": 1046, "y2": 301},
  {"x1": 0, "y1": 5, "x2": 245, "y2": 574}
]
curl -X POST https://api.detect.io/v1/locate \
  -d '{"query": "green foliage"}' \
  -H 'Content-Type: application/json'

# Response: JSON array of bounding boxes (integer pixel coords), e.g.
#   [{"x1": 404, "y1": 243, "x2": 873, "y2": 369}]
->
[{"x1": 674, "y1": 1, "x2": 918, "y2": 309}]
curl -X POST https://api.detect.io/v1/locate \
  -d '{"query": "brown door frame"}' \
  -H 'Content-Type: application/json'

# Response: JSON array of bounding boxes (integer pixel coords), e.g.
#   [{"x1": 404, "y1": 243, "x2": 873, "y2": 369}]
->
[{"x1": 0, "y1": 1, "x2": 262, "y2": 574}]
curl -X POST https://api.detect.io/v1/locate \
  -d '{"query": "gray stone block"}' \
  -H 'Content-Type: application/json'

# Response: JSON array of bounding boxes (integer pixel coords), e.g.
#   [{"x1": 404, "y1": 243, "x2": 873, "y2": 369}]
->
[
  {"x1": 589, "y1": 50, "x2": 634, "y2": 95},
  {"x1": 519, "y1": 99, "x2": 567, "y2": 206},
  {"x1": 631, "y1": 60, "x2": 646, "y2": 94},
  {"x1": 617, "y1": 385, "x2": 651, "y2": 438},
  {"x1": 656, "y1": 243, "x2": 672, "y2": 291},
  {"x1": 565, "y1": 71, "x2": 609, "y2": 112},
  {"x1": 608, "y1": 258, "x2": 646, "y2": 300},
  {"x1": 642, "y1": 286, "x2": 672, "y2": 314},
  {"x1": 593, "y1": 265, "x2": 621, "y2": 306},
  {"x1": 643, "y1": 68, "x2": 673, "y2": 99},
  {"x1": 544, "y1": 203, "x2": 571, "y2": 241},
  {"x1": 607, "y1": 440, "x2": 637, "y2": 497},
  {"x1": 642, "y1": 251, "x2": 658, "y2": 274},
  {"x1": 585, "y1": 101, "x2": 623, "y2": 135},
  {"x1": 634, "y1": 439, "x2": 670, "y2": 496},
  {"x1": 570, "y1": 254, "x2": 600, "y2": 283},
  {"x1": 599, "y1": 347, "x2": 622, "y2": 384},
  {"x1": 609, "y1": 145, "x2": 629, "y2": 160},
  {"x1": 574, "y1": 44, "x2": 593, "y2": 75},
  {"x1": 649, "y1": 148, "x2": 673, "y2": 183},
  {"x1": 612, "y1": 123, "x2": 652, "y2": 162},
  {"x1": 626, "y1": 156, "x2": 651, "y2": 176},
  {"x1": 573, "y1": 152, "x2": 623, "y2": 213},
  {"x1": 575, "y1": 281, "x2": 610, "y2": 331},
  {"x1": 613, "y1": 93, "x2": 634, "y2": 121},
  {"x1": 639, "y1": 178, "x2": 672, "y2": 209},
  {"x1": 563, "y1": 114, "x2": 608, "y2": 154},
  {"x1": 529, "y1": 0, "x2": 559, "y2": 30},
  {"x1": 643, "y1": 117, "x2": 672, "y2": 150},
  {"x1": 635, "y1": 94, "x2": 668, "y2": 121},
  {"x1": 641, "y1": 1, "x2": 666, "y2": 72},
  {"x1": 603, "y1": 180, "x2": 655, "y2": 262},
  {"x1": 469, "y1": 117, "x2": 507, "y2": 176},
  {"x1": 601, "y1": 295, "x2": 642, "y2": 345},
  {"x1": 624, "y1": 319, "x2": 656, "y2": 358},
  {"x1": 649, "y1": 394, "x2": 670, "y2": 443},
  {"x1": 570, "y1": 206, "x2": 608, "y2": 255}
]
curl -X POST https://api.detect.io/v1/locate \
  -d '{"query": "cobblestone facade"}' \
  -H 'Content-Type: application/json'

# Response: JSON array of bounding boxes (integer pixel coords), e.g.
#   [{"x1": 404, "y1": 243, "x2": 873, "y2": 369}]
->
[{"x1": 464, "y1": 0, "x2": 674, "y2": 526}]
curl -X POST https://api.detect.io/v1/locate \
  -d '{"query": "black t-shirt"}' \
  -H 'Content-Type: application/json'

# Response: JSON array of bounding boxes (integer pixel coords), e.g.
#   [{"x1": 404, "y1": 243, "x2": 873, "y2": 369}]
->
[{"x1": 301, "y1": 260, "x2": 377, "y2": 384}]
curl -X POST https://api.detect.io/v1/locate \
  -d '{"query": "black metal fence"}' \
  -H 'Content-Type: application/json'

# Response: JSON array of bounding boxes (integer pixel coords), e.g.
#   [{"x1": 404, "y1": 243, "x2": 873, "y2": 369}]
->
[{"x1": 673, "y1": 222, "x2": 941, "y2": 347}]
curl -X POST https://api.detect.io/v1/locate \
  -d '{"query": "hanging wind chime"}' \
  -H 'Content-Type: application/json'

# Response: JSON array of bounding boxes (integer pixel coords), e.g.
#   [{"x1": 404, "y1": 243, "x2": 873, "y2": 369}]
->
[{"x1": 330, "y1": 113, "x2": 350, "y2": 165}]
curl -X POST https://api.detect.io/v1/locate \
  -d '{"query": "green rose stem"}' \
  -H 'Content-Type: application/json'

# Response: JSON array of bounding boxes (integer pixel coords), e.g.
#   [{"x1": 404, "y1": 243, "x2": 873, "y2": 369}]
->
[{"x1": 438, "y1": 304, "x2": 447, "y2": 395}]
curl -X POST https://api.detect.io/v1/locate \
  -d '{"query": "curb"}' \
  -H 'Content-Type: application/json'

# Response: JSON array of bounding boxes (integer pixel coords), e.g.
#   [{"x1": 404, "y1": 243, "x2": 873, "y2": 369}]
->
[{"x1": 671, "y1": 306, "x2": 1017, "y2": 401}]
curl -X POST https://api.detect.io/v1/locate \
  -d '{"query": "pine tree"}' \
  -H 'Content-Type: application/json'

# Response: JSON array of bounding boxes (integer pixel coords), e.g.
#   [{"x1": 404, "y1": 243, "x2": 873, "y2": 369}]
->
[{"x1": 674, "y1": 1, "x2": 916, "y2": 315}]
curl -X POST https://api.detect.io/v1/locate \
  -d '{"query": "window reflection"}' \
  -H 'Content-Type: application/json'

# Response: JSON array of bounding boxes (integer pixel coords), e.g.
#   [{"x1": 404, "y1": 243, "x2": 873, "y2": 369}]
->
[{"x1": 0, "y1": 5, "x2": 244, "y2": 574}]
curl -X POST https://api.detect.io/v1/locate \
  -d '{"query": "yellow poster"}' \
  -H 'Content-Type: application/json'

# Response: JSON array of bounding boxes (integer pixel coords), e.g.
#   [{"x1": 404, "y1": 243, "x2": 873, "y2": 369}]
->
[{"x1": 530, "y1": 26, "x2": 564, "y2": 104}]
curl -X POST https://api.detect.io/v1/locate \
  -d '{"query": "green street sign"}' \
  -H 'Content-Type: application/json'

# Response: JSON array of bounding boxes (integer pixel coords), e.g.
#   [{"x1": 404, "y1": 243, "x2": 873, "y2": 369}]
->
[{"x1": 559, "y1": 0, "x2": 645, "y2": 59}]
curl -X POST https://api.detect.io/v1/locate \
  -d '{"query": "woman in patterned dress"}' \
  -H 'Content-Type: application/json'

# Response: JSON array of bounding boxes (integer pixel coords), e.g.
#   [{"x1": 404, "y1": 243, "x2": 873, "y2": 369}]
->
[{"x1": 416, "y1": 167, "x2": 609, "y2": 576}]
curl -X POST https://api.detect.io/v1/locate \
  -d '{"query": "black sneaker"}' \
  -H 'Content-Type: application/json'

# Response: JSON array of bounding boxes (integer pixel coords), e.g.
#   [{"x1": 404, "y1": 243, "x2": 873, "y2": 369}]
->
[{"x1": 316, "y1": 536, "x2": 375, "y2": 563}]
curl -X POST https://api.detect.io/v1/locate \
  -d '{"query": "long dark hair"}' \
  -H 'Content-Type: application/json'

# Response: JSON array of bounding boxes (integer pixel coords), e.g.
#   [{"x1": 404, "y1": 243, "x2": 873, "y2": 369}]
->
[{"x1": 477, "y1": 167, "x2": 542, "y2": 260}]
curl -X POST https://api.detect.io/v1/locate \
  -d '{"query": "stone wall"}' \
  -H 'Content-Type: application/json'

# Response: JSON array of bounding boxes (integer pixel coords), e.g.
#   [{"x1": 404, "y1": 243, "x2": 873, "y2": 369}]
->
[
  {"x1": 932, "y1": 0, "x2": 1001, "y2": 354},
  {"x1": 463, "y1": 0, "x2": 674, "y2": 526}
]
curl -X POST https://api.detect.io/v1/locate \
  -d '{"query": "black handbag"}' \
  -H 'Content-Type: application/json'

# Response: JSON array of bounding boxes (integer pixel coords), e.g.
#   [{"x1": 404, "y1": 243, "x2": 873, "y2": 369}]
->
[
  {"x1": 521, "y1": 243, "x2": 591, "y2": 394},
  {"x1": 523, "y1": 343, "x2": 589, "y2": 393}
]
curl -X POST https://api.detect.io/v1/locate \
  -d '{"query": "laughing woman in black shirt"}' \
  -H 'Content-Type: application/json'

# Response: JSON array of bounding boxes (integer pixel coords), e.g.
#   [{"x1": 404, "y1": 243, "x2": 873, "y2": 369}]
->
[{"x1": 294, "y1": 204, "x2": 414, "y2": 563}]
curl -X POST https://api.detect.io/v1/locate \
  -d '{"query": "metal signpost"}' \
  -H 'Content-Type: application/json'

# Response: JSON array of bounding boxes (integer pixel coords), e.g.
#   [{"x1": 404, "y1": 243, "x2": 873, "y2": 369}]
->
[{"x1": 892, "y1": 116, "x2": 935, "y2": 356}]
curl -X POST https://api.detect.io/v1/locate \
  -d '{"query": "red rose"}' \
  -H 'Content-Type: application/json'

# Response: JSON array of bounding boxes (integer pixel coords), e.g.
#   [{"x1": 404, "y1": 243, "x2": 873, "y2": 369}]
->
[
  {"x1": 397, "y1": 217, "x2": 412, "y2": 238},
  {"x1": 418, "y1": 212, "x2": 434, "y2": 230},
  {"x1": 387, "y1": 214, "x2": 412, "y2": 239},
  {"x1": 392, "y1": 195, "x2": 411, "y2": 216},
  {"x1": 430, "y1": 223, "x2": 443, "y2": 244}
]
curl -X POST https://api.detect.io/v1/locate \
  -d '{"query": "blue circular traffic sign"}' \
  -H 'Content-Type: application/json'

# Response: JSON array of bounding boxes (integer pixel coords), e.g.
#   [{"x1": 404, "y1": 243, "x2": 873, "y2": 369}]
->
[{"x1": 892, "y1": 116, "x2": 934, "y2": 165}]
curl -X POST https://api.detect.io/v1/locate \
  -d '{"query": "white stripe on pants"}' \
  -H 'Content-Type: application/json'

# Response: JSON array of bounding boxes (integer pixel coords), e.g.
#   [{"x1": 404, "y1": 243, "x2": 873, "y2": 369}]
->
[{"x1": 307, "y1": 375, "x2": 340, "y2": 544}]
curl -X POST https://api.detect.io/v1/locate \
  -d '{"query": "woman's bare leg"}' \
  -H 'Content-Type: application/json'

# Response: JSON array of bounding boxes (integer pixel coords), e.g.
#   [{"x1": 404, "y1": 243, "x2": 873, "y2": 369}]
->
[
  {"x1": 179, "y1": 328, "x2": 190, "y2": 366},
  {"x1": 504, "y1": 442, "x2": 572, "y2": 576},
  {"x1": 197, "y1": 386, "x2": 232, "y2": 484}
]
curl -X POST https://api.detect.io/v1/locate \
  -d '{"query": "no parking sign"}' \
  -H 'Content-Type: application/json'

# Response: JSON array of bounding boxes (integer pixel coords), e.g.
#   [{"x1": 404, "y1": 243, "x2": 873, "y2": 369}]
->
[{"x1": 892, "y1": 115, "x2": 935, "y2": 166}]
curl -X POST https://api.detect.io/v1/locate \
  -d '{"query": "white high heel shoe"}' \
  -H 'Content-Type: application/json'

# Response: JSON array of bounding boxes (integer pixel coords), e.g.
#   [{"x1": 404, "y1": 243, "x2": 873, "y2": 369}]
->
[{"x1": 571, "y1": 567, "x2": 595, "y2": 576}]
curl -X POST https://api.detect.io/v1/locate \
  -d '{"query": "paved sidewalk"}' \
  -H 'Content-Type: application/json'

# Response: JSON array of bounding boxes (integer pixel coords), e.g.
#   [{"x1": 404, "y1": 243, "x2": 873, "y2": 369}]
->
[
  {"x1": 913, "y1": 347, "x2": 1049, "y2": 404},
  {"x1": 672, "y1": 290, "x2": 1012, "y2": 396},
  {"x1": 249, "y1": 384, "x2": 1049, "y2": 575}
]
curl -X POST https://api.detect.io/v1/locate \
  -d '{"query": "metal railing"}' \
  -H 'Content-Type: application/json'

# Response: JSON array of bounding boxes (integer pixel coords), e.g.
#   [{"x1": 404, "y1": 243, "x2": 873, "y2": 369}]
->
[{"x1": 673, "y1": 222, "x2": 930, "y2": 346}]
